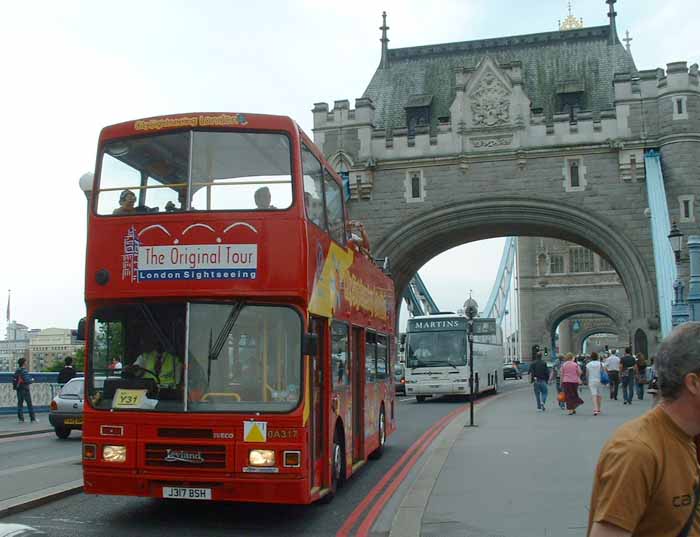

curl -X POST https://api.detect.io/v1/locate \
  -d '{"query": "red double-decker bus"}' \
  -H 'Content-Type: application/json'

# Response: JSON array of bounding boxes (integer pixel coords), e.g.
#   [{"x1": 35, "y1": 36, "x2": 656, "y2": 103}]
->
[{"x1": 81, "y1": 112, "x2": 396, "y2": 504}]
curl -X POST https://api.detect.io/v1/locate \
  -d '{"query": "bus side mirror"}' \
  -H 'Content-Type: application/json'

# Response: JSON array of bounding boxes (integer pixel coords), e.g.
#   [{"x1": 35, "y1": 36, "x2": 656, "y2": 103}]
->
[
  {"x1": 303, "y1": 333, "x2": 319, "y2": 357},
  {"x1": 77, "y1": 317, "x2": 86, "y2": 341}
]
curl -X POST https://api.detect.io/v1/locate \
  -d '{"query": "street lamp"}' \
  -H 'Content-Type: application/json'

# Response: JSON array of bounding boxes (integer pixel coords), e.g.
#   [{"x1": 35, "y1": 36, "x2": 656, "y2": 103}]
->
[
  {"x1": 668, "y1": 221, "x2": 684, "y2": 263},
  {"x1": 79, "y1": 172, "x2": 93, "y2": 200},
  {"x1": 464, "y1": 297, "x2": 479, "y2": 428}
]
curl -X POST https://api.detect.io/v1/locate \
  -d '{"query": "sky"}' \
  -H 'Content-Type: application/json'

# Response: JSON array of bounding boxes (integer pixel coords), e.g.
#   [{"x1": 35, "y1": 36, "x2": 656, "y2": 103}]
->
[{"x1": 1, "y1": 0, "x2": 697, "y2": 332}]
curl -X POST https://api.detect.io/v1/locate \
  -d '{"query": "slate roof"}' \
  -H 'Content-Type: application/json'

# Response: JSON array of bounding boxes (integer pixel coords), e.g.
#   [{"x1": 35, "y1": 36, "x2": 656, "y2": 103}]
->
[{"x1": 363, "y1": 25, "x2": 636, "y2": 130}]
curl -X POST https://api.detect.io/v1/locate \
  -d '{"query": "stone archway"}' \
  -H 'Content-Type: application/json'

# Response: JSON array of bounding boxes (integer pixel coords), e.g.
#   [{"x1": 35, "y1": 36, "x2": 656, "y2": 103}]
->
[
  {"x1": 374, "y1": 196, "x2": 658, "y2": 351},
  {"x1": 578, "y1": 328, "x2": 625, "y2": 355},
  {"x1": 544, "y1": 304, "x2": 628, "y2": 357}
]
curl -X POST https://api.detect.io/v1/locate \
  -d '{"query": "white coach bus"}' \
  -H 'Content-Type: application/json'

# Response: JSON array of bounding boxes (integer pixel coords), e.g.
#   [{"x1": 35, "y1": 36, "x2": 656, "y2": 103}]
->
[{"x1": 404, "y1": 314, "x2": 503, "y2": 402}]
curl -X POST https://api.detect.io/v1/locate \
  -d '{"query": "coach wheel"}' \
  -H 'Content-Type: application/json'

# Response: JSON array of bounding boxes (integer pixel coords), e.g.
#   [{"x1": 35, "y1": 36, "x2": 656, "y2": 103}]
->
[
  {"x1": 416, "y1": 395, "x2": 427, "y2": 403},
  {"x1": 494, "y1": 371, "x2": 499, "y2": 394},
  {"x1": 369, "y1": 406, "x2": 386, "y2": 460},
  {"x1": 55, "y1": 427, "x2": 71, "y2": 439},
  {"x1": 474, "y1": 374, "x2": 480, "y2": 395}
]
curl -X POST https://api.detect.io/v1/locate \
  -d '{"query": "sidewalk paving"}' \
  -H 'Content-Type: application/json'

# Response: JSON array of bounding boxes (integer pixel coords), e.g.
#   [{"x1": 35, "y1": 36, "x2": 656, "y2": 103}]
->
[
  {"x1": 420, "y1": 384, "x2": 649, "y2": 537},
  {"x1": 0, "y1": 413, "x2": 53, "y2": 438}
]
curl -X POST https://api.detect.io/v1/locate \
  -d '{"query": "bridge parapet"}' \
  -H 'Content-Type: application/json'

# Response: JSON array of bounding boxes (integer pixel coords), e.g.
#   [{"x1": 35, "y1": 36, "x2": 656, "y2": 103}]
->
[{"x1": 0, "y1": 372, "x2": 62, "y2": 414}]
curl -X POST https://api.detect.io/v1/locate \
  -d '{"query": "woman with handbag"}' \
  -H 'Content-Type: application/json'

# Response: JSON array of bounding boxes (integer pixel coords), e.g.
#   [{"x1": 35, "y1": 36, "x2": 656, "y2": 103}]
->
[
  {"x1": 586, "y1": 352, "x2": 606, "y2": 416},
  {"x1": 635, "y1": 353, "x2": 648, "y2": 400},
  {"x1": 561, "y1": 353, "x2": 584, "y2": 415}
]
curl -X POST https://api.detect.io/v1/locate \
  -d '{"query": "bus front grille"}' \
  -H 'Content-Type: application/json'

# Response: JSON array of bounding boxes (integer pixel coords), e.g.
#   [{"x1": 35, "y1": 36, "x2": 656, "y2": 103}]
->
[{"x1": 145, "y1": 443, "x2": 227, "y2": 469}]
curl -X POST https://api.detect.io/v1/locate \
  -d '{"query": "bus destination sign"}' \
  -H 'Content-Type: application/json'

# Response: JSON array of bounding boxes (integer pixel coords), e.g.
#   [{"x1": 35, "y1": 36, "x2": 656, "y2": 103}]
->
[
  {"x1": 407, "y1": 318, "x2": 467, "y2": 332},
  {"x1": 122, "y1": 225, "x2": 258, "y2": 283}
]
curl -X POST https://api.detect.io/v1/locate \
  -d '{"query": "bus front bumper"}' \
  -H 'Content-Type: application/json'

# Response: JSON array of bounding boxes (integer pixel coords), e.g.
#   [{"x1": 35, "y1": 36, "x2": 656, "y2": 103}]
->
[
  {"x1": 405, "y1": 382, "x2": 469, "y2": 395},
  {"x1": 83, "y1": 468, "x2": 311, "y2": 504}
]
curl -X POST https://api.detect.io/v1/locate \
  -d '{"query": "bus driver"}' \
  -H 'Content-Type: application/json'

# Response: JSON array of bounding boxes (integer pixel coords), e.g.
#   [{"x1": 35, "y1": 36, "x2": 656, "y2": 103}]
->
[{"x1": 130, "y1": 336, "x2": 182, "y2": 389}]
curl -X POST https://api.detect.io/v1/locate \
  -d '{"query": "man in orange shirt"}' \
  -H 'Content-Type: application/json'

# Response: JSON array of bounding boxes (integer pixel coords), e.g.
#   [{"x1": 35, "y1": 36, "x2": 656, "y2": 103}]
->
[{"x1": 588, "y1": 322, "x2": 700, "y2": 537}]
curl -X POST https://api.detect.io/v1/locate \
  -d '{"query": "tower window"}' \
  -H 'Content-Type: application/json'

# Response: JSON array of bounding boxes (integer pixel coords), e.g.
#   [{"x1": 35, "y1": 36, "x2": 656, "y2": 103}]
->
[
  {"x1": 563, "y1": 157, "x2": 586, "y2": 192},
  {"x1": 411, "y1": 173, "x2": 421, "y2": 199},
  {"x1": 673, "y1": 97, "x2": 688, "y2": 120},
  {"x1": 679, "y1": 195, "x2": 695, "y2": 223},
  {"x1": 550, "y1": 255, "x2": 564, "y2": 274},
  {"x1": 570, "y1": 161, "x2": 580, "y2": 187},
  {"x1": 405, "y1": 169, "x2": 426, "y2": 203}
]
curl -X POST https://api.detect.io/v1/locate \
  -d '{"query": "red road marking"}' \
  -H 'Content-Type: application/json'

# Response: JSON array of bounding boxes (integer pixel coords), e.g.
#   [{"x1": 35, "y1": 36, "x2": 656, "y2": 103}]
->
[
  {"x1": 353, "y1": 394, "x2": 502, "y2": 536},
  {"x1": 354, "y1": 406, "x2": 469, "y2": 537},
  {"x1": 336, "y1": 404, "x2": 466, "y2": 537}
]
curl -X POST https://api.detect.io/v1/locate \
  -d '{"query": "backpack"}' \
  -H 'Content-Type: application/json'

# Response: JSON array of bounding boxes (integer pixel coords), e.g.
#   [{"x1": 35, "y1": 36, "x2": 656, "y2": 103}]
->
[{"x1": 12, "y1": 370, "x2": 24, "y2": 390}]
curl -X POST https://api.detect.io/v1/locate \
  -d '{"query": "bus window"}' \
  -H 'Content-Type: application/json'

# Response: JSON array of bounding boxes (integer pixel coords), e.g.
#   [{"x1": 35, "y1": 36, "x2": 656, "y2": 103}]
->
[
  {"x1": 331, "y1": 322, "x2": 349, "y2": 386},
  {"x1": 97, "y1": 132, "x2": 190, "y2": 215},
  {"x1": 376, "y1": 334, "x2": 388, "y2": 380},
  {"x1": 323, "y1": 170, "x2": 346, "y2": 245},
  {"x1": 186, "y1": 303, "x2": 301, "y2": 412},
  {"x1": 302, "y1": 145, "x2": 326, "y2": 230},
  {"x1": 365, "y1": 332, "x2": 377, "y2": 383},
  {"x1": 190, "y1": 132, "x2": 292, "y2": 211}
]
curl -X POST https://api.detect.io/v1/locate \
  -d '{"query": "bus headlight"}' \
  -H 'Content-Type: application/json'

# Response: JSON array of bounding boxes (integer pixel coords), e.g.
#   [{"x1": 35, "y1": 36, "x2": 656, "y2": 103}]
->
[
  {"x1": 103, "y1": 445, "x2": 127, "y2": 463},
  {"x1": 249, "y1": 449, "x2": 276, "y2": 467}
]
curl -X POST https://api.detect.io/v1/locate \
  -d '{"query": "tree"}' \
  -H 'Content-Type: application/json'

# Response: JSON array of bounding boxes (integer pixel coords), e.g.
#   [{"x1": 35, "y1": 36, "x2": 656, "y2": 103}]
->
[{"x1": 43, "y1": 347, "x2": 84, "y2": 372}]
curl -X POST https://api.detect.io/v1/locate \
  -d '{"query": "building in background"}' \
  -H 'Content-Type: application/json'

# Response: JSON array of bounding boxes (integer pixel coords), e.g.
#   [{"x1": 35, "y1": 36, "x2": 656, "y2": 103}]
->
[
  {"x1": 28, "y1": 328, "x2": 83, "y2": 371},
  {"x1": 518, "y1": 237, "x2": 632, "y2": 358},
  {"x1": 0, "y1": 322, "x2": 32, "y2": 372}
]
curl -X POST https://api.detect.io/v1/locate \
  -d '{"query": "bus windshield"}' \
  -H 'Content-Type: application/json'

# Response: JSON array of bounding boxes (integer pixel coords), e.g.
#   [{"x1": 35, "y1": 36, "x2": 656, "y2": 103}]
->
[
  {"x1": 406, "y1": 331, "x2": 467, "y2": 368},
  {"x1": 88, "y1": 303, "x2": 302, "y2": 412},
  {"x1": 97, "y1": 131, "x2": 293, "y2": 215}
]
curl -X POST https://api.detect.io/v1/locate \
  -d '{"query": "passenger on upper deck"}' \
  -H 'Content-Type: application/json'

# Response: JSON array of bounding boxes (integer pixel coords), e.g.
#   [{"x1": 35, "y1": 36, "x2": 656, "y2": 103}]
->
[
  {"x1": 348, "y1": 220, "x2": 371, "y2": 253},
  {"x1": 254, "y1": 186, "x2": 276, "y2": 209},
  {"x1": 112, "y1": 189, "x2": 137, "y2": 215}
]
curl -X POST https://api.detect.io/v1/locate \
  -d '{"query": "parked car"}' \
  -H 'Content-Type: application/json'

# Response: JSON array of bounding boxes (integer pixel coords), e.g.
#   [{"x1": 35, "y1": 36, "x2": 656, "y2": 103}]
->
[
  {"x1": 49, "y1": 376, "x2": 104, "y2": 439},
  {"x1": 502, "y1": 362, "x2": 521, "y2": 380},
  {"x1": 394, "y1": 363, "x2": 406, "y2": 395}
]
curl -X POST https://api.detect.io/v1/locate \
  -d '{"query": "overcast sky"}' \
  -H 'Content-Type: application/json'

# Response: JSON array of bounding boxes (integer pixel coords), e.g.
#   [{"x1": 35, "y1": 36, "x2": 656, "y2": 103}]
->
[{"x1": 1, "y1": 0, "x2": 697, "y2": 332}]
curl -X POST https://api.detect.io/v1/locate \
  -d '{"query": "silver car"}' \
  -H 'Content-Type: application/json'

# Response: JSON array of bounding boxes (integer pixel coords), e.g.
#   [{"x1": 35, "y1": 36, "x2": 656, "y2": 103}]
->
[{"x1": 49, "y1": 376, "x2": 104, "y2": 439}]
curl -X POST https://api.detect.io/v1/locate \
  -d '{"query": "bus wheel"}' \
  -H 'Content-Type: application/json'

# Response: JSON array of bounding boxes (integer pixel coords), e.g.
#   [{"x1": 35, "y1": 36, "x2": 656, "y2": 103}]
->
[
  {"x1": 416, "y1": 395, "x2": 427, "y2": 403},
  {"x1": 369, "y1": 406, "x2": 386, "y2": 460},
  {"x1": 55, "y1": 427, "x2": 71, "y2": 439},
  {"x1": 322, "y1": 430, "x2": 345, "y2": 504}
]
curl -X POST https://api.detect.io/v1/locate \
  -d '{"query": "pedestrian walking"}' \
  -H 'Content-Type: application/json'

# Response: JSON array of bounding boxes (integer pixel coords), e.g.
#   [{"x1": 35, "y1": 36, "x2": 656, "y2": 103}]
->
[
  {"x1": 12, "y1": 358, "x2": 37, "y2": 423},
  {"x1": 586, "y1": 352, "x2": 605, "y2": 416},
  {"x1": 635, "y1": 352, "x2": 648, "y2": 401},
  {"x1": 57, "y1": 356, "x2": 77, "y2": 385},
  {"x1": 551, "y1": 355, "x2": 565, "y2": 409},
  {"x1": 587, "y1": 322, "x2": 700, "y2": 537},
  {"x1": 603, "y1": 350, "x2": 621, "y2": 400},
  {"x1": 529, "y1": 351, "x2": 550, "y2": 411},
  {"x1": 620, "y1": 347, "x2": 637, "y2": 405},
  {"x1": 561, "y1": 353, "x2": 584, "y2": 415}
]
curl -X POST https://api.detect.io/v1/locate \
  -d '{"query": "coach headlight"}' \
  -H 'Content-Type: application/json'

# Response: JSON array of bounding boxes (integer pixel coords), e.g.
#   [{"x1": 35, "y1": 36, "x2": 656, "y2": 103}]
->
[{"x1": 249, "y1": 449, "x2": 276, "y2": 467}]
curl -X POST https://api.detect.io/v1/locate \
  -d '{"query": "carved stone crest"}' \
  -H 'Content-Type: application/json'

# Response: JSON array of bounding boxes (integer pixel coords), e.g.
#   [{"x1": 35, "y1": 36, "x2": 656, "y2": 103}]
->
[{"x1": 470, "y1": 70, "x2": 511, "y2": 127}]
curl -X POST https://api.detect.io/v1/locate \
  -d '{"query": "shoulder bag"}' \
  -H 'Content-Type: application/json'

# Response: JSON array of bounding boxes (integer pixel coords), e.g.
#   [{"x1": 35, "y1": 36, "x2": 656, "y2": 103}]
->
[{"x1": 600, "y1": 367, "x2": 610, "y2": 385}]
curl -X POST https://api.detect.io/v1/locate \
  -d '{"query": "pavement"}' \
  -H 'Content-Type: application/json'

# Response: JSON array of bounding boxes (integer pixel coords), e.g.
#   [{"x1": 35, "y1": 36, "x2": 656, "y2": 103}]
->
[
  {"x1": 389, "y1": 382, "x2": 650, "y2": 537},
  {"x1": 0, "y1": 413, "x2": 53, "y2": 439},
  {"x1": 0, "y1": 415, "x2": 83, "y2": 520}
]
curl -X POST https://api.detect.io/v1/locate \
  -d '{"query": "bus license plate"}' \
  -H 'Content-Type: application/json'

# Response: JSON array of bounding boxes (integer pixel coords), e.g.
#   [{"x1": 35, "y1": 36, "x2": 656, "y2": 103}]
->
[{"x1": 162, "y1": 487, "x2": 211, "y2": 500}]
